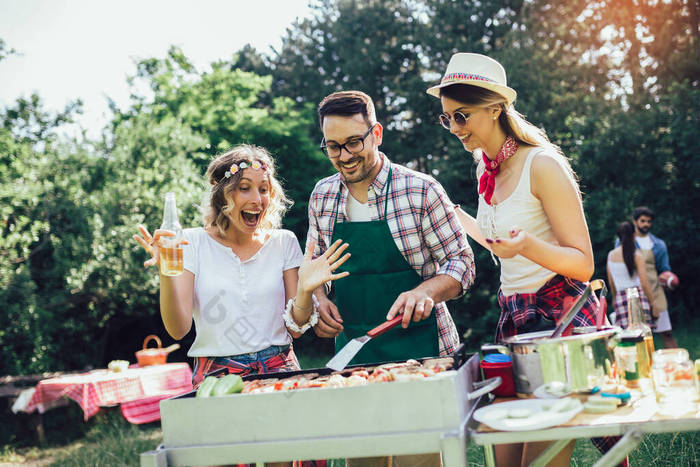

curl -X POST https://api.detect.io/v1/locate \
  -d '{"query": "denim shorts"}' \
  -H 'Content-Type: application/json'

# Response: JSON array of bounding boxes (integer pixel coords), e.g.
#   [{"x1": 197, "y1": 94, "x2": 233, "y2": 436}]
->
[
  {"x1": 211, "y1": 344, "x2": 291, "y2": 365},
  {"x1": 192, "y1": 344, "x2": 298, "y2": 387}
]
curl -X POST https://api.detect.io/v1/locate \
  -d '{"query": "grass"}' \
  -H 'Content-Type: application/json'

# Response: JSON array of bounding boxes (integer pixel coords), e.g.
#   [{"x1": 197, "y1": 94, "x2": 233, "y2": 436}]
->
[
  {"x1": 2, "y1": 324, "x2": 698, "y2": 466},
  {"x1": 0, "y1": 407, "x2": 162, "y2": 466}
]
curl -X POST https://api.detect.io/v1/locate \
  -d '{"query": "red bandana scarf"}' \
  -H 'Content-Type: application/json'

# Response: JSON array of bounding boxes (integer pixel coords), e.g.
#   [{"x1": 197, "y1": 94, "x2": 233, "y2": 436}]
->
[{"x1": 478, "y1": 136, "x2": 519, "y2": 205}]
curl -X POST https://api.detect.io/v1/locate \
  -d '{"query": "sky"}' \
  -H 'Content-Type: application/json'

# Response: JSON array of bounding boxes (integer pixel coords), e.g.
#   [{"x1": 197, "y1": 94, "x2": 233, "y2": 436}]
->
[{"x1": 0, "y1": 0, "x2": 312, "y2": 138}]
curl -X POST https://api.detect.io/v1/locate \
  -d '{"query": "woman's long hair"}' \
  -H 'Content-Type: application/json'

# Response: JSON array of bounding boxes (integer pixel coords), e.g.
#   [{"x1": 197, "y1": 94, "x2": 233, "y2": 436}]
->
[
  {"x1": 440, "y1": 84, "x2": 579, "y2": 195},
  {"x1": 618, "y1": 221, "x2": 637, "y2": 276}
]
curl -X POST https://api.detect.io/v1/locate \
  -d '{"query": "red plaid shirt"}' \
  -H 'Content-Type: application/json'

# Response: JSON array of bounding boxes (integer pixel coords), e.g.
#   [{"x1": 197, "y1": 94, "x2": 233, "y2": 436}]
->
[{"x1": 307, "y1": 154, "x2": 475, "y2": 356}]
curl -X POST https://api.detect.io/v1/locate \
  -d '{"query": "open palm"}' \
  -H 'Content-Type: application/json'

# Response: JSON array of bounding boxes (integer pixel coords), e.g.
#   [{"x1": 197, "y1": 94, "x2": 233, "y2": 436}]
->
[{"x1": 298, "y1": 240, "x2": 351, "y2": 293}]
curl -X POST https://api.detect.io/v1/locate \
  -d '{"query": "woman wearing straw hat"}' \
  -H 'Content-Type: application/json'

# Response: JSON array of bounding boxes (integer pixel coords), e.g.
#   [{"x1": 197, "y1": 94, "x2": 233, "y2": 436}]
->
[{"x1": 427, "y1": 54, "x2": 623, "y2": 466}]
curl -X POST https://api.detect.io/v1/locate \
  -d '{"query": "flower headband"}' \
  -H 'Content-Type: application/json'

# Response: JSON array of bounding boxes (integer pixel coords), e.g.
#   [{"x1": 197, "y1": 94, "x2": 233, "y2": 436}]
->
[{"x1": 219, "y1": 160, "x2": 267, "y2": 183}]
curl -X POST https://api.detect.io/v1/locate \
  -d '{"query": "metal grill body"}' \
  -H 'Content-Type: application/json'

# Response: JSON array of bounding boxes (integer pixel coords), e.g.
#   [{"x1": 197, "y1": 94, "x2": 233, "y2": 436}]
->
[{"x1": 141, "y1": 353, "x2": 490, "y2": 466}]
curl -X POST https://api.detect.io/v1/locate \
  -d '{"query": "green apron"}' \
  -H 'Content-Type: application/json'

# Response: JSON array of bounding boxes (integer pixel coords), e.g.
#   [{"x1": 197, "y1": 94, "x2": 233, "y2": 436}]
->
[{"x1": 331, "y1": 167, "x2": 439, "y2": 365}]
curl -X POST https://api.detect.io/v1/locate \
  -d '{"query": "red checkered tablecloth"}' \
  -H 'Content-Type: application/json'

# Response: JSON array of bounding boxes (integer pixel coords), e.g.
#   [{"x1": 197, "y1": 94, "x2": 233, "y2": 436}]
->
[{"x1": 24, "y1": 362, "x2": 192, "y2": 423}]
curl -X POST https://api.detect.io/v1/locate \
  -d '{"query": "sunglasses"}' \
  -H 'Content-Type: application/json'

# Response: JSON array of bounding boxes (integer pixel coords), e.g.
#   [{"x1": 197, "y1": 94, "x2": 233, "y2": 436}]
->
[{"x1": 438, "y1": 111, "x2": 472, "y2": 130}]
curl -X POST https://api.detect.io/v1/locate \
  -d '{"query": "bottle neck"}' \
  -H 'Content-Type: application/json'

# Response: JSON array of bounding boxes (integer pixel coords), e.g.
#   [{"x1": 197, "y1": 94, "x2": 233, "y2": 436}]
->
[
  {"x1": 162, "y1": 194, "x2": 181, "y2": 230},
  {"x1": 625, "y1": 288, "x2": 647, "y2": 331}
]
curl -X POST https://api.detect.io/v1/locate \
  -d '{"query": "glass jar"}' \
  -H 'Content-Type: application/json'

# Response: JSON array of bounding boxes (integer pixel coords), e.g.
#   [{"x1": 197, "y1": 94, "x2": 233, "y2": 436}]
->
[
  {"x1": 614, "y1": 333, "x2": 643, "y2": 388},
  {"x1": 651, "y1": 348, "x2": 698, "y2": 415}
]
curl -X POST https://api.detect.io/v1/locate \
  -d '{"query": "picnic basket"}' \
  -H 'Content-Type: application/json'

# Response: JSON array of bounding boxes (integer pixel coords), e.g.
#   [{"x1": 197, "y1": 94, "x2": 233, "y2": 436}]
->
[{"x1": 136, "y1": 335, "x2": 180, "y2": 366}]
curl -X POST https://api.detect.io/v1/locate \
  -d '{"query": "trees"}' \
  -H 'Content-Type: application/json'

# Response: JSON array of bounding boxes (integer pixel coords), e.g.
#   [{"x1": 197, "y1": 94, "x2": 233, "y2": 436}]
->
[
  {"x1": 0, "y1": 46, "x2": 330, "y2": 373},
  {"x1": 0, "y1": 93, "x2": 95, "y2": 373},
  {"x1": 115, "y1": 46, "x2": 330, "y2": 237},
  {"x1": 570, "y1": 0, "x2": 700, "y2": 312},
  {"x1": 1, "y1": 0, "x2": 697, "y2": 373},
  {"x1": 249, "y1": 0, "x2": 699, "y2": 343}
]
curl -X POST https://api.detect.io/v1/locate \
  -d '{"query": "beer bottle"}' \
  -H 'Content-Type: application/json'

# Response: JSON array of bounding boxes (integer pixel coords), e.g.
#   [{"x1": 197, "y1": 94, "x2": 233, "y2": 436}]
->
[
  {"x1": 159, "y1": 192, "x2": 184, "y2": 276},
  {"x1": 625, "y1": 287, "x2": 654, "y2": 378}
]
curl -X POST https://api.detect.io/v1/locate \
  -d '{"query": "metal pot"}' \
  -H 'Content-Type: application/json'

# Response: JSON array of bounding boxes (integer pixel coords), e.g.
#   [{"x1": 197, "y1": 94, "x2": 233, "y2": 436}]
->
[{"x1": 494, "y1": 326, "x2": 620, "y2": 396}]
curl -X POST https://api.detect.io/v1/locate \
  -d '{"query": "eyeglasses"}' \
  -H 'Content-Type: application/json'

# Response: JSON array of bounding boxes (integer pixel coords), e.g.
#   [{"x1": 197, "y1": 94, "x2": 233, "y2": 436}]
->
[
  {"x1": 439, "y1": 111, "x2": 472, "y2": 130},
  {"x1": 320, "y1": 124, "x2": 376, "y2": 158}
]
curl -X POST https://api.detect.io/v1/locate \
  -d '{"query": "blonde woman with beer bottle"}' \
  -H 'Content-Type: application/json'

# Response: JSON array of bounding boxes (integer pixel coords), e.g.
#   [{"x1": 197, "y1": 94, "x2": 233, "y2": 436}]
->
[{"x1": 133, "y1": 144, "x2": 350, "y2": 387}]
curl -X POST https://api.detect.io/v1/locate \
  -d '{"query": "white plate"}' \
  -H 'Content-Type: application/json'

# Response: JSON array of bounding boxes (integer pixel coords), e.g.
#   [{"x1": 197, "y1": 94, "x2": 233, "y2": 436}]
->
[
  {"x1": 474, "y1": 398, "x2": 582, "y2": 431},
  {"x1": 533, "y1": 383, "x2": 571, "y2": 399}
]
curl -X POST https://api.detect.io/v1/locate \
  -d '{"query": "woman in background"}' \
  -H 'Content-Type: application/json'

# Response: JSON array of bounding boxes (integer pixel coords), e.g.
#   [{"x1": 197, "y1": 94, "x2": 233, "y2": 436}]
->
[{"x1": 607, "y1": 221, "x2": 655, "y2": 327}]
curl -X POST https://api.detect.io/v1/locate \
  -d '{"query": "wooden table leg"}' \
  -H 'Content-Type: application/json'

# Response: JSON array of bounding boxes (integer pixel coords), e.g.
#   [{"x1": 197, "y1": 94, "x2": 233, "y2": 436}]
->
[
  {"x1": 31, "y1": 412, "x2": 46, "y2": 446},
  {"x1": 529, "y1": 439, "x2": 573, "y2": 467}
]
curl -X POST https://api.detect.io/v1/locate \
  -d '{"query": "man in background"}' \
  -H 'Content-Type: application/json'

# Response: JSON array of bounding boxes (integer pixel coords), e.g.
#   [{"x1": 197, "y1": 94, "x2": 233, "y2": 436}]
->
[{"x1": 631, "y1": 206, "x2": 679, "y2": 348}]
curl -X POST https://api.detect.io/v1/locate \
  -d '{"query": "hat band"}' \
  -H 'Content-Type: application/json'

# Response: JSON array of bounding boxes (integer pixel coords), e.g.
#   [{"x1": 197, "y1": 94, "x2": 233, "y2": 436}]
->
[{"x1": 441, "y1": 72, "x2": 497, "y2": 85}]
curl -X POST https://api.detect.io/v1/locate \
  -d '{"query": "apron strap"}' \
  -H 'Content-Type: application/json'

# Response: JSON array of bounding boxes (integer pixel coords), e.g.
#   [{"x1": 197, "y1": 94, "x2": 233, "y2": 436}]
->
[{"x1": 383, "y1": 166, "x2": 392, "y2": 219}]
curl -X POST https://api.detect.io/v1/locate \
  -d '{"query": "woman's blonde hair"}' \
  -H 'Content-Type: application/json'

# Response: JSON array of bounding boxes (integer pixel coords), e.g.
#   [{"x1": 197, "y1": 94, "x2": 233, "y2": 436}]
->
[
  {"x1": 440, "y1": 84, "x2": 579, "y2": 194},
  {"x1": 203, "y1": 144, "x2": 291, "y2": 235}
]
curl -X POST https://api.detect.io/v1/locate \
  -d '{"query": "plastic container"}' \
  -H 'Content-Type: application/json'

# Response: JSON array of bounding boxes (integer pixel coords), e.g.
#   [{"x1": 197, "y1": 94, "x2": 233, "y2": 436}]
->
[{"x1": 480, "y1": 356, "x2": 516, "y2": 397}]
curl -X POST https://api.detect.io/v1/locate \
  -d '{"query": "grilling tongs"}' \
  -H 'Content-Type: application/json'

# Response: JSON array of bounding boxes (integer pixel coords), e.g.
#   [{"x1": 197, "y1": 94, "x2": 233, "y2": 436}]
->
[
  {"x1": 325, "y1": 314, "x2": 404, "y2": 371},
  {"x1": 549, "y1": 283, "x2": 592, "y2": 338}
]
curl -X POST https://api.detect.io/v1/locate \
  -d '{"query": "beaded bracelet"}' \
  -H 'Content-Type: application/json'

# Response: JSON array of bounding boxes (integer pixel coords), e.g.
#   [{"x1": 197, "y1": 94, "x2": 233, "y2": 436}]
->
[{"x1": 283, "y1": 294, "x2": 320, "y2": 334}]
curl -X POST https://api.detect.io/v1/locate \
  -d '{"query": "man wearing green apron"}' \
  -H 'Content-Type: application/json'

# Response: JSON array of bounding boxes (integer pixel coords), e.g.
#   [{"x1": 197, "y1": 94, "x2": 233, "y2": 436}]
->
[{"x1": 306, "y1": 90, "x2": 475, "y2": 466}]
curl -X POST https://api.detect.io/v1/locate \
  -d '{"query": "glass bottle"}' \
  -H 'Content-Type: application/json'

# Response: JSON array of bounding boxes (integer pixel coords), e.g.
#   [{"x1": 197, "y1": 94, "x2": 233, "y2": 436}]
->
[
  {"x1": 159, "y1": 192, "x2": 184, "y2": 276},
  {"x1": 625, "y1": 287, "x2": 654, "y2": 378},
  {"x1": 615, "y1": 332, "x2": 643, "y2": 388}
]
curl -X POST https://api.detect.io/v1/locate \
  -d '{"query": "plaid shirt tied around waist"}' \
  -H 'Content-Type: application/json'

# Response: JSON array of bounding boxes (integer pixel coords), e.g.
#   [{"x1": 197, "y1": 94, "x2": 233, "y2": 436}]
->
[
  {"x1": 306, "y1": 153, "x2": 475, "y2": 356},
  {"x1": 192, "y1": 346, "x2": 299, "y2": 388},
  {"x1": 497, "y1": 274, "x2": 626, "y2": 465},
  {"x1": 496, "y1": 274, "x2": 598, "y2": 343}
]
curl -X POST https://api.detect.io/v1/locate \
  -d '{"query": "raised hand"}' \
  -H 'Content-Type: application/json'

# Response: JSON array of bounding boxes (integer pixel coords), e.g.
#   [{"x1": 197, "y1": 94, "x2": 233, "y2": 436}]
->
[
  {"x1": 132, "y1": 224, "x2": 187, "y2": 268},
  {"x1": 298, "y1": 239, "x2": 351, "y2": 294}
]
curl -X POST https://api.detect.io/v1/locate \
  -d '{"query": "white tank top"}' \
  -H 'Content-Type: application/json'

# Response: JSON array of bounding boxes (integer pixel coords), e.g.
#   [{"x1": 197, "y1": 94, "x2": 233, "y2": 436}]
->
[
  {"x1": 607, "y1": 255, "x2": 641, "y2": 291},
  {"x1": 476, "y1": 147, "x2": 566, "y2": 296}
]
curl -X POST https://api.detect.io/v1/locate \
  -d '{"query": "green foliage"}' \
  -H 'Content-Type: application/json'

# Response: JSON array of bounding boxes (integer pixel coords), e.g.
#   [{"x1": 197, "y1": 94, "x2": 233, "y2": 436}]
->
[
  {"x1": 258, "y1": 0, "x2": 699, "y2": 345},
  {"x1": 0, "y1": 38, "x2": 17, "y2": 60},
  {"x1": 0, "y1": 96, "x2": 94, "y2": 373},
  {"x1": 117, "y1": 46, "x2": 331, "y2": 238},
  {"x1": 0, "y1": 48, "x2": 330, "y2": 374}
]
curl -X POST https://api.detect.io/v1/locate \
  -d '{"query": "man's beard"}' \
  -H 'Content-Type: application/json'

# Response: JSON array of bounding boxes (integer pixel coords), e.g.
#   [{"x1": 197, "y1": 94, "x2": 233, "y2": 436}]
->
[
  {"x1": 637, "y1": 226, "x2": 650, "y2": 235},
  {"x1": 338, "y1": 157, "x2": 371, "y2": 184}
]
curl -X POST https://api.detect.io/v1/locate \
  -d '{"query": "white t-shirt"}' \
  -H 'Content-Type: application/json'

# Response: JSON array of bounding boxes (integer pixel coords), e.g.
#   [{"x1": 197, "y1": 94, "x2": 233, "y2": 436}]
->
[
  {"x1": 182, "y1": 227, "x2": 303, "y2": 357},
  {"x1": 346, "y1": 192, "x2": 372, "y2": 221},
  {"x1": 636, "y1": 235, "x2": 653, "y2": 250}
]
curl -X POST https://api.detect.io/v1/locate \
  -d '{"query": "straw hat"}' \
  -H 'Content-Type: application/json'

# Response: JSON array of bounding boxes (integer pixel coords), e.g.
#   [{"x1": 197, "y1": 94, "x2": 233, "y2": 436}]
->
[{"x1": 426, "y1": 53, "x2": 517, "y2": 105}]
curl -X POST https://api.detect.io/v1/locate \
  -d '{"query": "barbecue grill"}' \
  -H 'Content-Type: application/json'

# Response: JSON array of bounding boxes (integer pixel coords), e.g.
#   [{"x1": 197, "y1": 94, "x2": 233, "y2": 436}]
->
[{"x1": 140, "y1": 345, "x2": 499, "y2": 466}]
